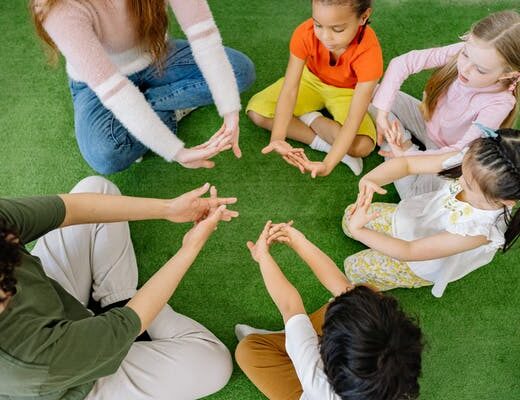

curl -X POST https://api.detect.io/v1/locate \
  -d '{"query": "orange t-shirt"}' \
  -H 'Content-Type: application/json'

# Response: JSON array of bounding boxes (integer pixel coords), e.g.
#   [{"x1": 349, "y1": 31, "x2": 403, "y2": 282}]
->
[{"x1": 289, "y1": 18, "x2": 383, "y2": 88}]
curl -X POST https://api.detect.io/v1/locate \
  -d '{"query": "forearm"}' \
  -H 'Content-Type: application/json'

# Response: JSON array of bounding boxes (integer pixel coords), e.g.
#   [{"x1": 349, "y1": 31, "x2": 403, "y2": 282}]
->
[
  {"x1": 351, "y1": 227, "x2": 413, "y2": 261},
  {"x1": 324, "y1": 82, "x2": 376, "y2": 171},
  {"x1": 290, "y1": 231, "x2": 352, "y2": 296},
  {"x1": 258, "y1": 254, "x2": 305, "y2": 323},
  {"x1": 362, "y1": 157, "x2": 410, "y2": 187},
  {"x1": 126, "y1": 243, "x2": 202, "y2": 333},
  {"x1": 270, "y1": 87, "x2": 299, "y2": 142},
  {"x1": 59, "y1": 193, "x2": 168, "y2": 227}
]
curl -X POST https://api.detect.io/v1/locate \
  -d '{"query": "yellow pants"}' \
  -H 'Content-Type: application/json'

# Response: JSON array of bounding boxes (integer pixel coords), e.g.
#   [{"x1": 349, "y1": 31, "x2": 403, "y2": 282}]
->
[
  {"x1": 235, "y1": 304, "x2": 328, "y2": 400},
  {"x1": 246, "y1": 67, "x2": 376, "y2": 142},
  {"x1": 342, "y1": 203, "x2": 432, "y2": 291}
]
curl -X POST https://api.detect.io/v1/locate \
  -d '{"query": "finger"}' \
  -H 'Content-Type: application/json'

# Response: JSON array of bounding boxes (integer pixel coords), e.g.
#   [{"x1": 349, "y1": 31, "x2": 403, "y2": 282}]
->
[
  {"x1": 377, "y1": 131, "x2": 384, "y2": 146},
  {"x1": 246, "y1": 241, "x2": 255, "y2": 251},
  {"x1": 261, "y1": 144, "x2": 274, "y2": 154},
  {"x1": 260, "y1": 220, "x2": 272, "y2": 239},
  {"x1": 232, "y1": 141, "x2": 242, "y2": 159},
  {"x1": 191, "y1": 182, "x2": 211, "y2": 197},
  {"x1": 283, "y1": 155, "x2": 305, "y2": 173},
  {"x1": 374, "y1": 184, "x2": 387, "y2": 195},
  {"x1": 198, "y1": 160, "x2": 216, "y2": 169},
  {"x1": 221, "y1": 210, "x2": 239, "y2": 221},
  {"x1": 267, "y1": 231, "x2": 289, "y2": 244},
  {"x1": 378, "y1": 150, "x2": 394, "y2": 158}
]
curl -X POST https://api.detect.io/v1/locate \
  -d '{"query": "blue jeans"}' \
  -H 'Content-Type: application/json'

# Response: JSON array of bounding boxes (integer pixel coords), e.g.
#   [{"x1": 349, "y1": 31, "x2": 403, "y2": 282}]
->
[{"x1": 70, "y1": 40, "x2": 256, "y2": 174}]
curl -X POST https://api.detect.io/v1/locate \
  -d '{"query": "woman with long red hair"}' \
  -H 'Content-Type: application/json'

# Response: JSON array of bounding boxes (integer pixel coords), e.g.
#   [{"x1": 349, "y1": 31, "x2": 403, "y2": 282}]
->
[{"x1": 31, "y1": 0, "x2": 255, "y2": 174}]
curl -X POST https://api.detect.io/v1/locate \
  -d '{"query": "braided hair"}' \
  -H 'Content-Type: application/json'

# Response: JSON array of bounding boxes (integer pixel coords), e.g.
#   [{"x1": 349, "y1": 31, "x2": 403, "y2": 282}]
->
[
  {"x1": 0, "y1": 218, "x2": 21, "y2": 305},
  {"x1": 439, "y1": 128, "x2": 520, "y2": 251}
]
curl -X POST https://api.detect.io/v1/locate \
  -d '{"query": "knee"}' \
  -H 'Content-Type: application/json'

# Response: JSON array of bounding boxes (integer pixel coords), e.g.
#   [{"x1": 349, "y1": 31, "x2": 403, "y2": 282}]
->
[
  {"x1": 349, "y1": 136, "x2": 376, "y2": 158},
  {"x1": 71, "y1": 176, "x2": 121, "y2": 195},
  {"x1": 203, "y1": 342, "x2": 233, "y2": 394},
  {"x1": 226, "y1": 48, "x2": 256, "y2": 93},
  {"x1": 247, "y1": 110, "x2": 270, "y2": 130},
  {"x1": 342, "y1": 204, "x2": 355, "y2": 237},
  {"x1": 235, "y1": 336, "x2": 257, "y2": 374}
]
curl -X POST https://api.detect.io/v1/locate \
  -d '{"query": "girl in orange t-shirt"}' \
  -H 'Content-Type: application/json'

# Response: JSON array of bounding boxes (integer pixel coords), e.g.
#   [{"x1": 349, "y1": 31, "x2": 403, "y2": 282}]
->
[{"x1": 247, "y1": 0, "x2": 383, "y2": 177}]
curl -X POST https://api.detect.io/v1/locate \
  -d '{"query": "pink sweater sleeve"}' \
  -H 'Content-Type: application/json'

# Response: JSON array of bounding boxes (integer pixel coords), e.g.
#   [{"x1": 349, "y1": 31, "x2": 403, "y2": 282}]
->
[
  {"x1": 169, "y1": 0, "x2": 241, "y2": 116},
  {"x1": 407, "y1": 98, "x2": 515, "y2": 155},
  {"x1": 372, "y1": 43, "x2": 464, "y2": 112},
  {"x1": 42, "y1": 1, "x2": 184, "y2": 162}
]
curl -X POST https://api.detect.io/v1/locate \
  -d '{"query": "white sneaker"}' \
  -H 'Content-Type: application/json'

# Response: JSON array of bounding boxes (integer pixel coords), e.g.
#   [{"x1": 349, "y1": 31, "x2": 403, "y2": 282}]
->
[
  {"x1": 174, "y1": 107, "x2": 197, "y2": 122},
  {"x1": 234, "y1": 324, "x2": 284, "y2": 341}
]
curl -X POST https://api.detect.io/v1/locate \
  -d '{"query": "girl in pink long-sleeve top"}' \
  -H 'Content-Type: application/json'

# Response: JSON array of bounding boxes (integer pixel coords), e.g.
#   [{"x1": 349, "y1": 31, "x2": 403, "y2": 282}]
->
[
  {"x1": 370, "y1": 10, "x2": 519, "y2": 199},
  {"x1": 31, "y1": 0, "x2": 255, "y2": 174}
]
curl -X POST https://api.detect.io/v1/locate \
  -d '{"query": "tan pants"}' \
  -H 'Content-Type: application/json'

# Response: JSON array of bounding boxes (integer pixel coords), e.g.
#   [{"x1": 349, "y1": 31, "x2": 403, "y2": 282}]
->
[
  {"x1": 235, "y1": 305, "x2": 329, "y2": 400},
  {"x1": 32, "y1": 176, "x2": 232, "y2": 400}
]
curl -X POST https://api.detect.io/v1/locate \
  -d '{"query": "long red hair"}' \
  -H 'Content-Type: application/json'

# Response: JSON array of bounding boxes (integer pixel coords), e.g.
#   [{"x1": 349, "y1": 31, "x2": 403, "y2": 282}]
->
[{"x1": 30, "y1": 0, "x2": 169, "y2": 67}]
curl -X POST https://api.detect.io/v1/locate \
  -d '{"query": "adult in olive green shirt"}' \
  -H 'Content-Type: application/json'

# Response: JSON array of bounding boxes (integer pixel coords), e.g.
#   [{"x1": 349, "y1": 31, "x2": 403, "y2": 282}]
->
[{"x1": 0, "y1": 176, "x2": 238, "y2": 400}]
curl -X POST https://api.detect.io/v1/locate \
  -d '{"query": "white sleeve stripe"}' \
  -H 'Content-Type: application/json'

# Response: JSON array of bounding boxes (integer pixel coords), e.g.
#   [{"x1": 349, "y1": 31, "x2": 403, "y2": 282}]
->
[
  {"x1": 93, "y1": 73, "x2": 126, "y2": 98},
  {"x1": 102, "y1": 81, "x2": 185, "y2": 161},
  {"x1": 184, "y1": 19, "x2": 217, "y2": 38}
]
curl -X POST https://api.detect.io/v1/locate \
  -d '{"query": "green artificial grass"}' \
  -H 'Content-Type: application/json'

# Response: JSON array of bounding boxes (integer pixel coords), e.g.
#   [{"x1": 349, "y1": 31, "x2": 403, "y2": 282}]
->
[{"x1": 1, "y1": 0, "x2": 520, "y2": 399}]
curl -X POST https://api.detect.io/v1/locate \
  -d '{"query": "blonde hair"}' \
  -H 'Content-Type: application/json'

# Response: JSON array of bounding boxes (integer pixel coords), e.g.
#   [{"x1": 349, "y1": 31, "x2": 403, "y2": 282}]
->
[
  {"x1": 30, "y1": 0, "x2": 169, "y2": 68},
  {"x1": 420, "y1": 10, "x2": 520, "y2": 128}
]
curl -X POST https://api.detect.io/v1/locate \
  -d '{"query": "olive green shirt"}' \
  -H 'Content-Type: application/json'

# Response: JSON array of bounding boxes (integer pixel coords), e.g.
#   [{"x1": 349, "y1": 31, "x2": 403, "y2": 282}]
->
[{"x1": 0, "y1": 196, "x2": 141, "y2": 399}]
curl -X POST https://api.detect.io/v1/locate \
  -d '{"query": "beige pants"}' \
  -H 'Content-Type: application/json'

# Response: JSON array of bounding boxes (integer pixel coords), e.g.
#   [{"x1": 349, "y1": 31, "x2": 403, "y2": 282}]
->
[
  {"x1": 235, "y1": 305, "x2": 328, "y2": 400},
  {"x1": 369, "y1": 91, "x2": 446, "y2": 199},
  {"x1": 32, "y1": 176, "x2": 232, "y2": 400}
]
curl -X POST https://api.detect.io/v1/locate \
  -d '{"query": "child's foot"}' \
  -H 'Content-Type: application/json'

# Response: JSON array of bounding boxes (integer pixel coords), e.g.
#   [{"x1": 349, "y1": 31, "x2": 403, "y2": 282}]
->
[
  {"x1": 342, "y1": 154, "x2": 363, "y2": 176},
  {"x1": 310, "y1": 135, "x2": 363, "y2": 175},
  {"x1": 234, "y1": 324, "x2": 284, "y2": 341},
  {"x1": 174, "y1": 107, "x2": 197, "y2": 122}
]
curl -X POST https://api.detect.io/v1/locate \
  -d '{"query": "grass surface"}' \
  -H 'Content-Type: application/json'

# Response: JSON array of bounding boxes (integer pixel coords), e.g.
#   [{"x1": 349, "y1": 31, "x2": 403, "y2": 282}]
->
[{"x1": 1, "y1": 1, "x2": 520, "y2": 399}]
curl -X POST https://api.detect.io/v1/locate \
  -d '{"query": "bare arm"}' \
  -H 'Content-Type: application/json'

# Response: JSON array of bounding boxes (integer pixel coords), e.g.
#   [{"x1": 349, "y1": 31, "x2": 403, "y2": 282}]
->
[
  {"x1": 323, "y1": 80, "x2": 377, "y2": 173},
  {"x1": 268, "y1": 224, "x2": 352, "y2": 296},
  {"x1": 247, "y1": 222, "x2": 305, "y2": 323},
  {"x1": 270, "y1": 54, "x2": 306, "y2": 142},
  {"x1": 58, "y1": 183, "x2": 237, "y2": 227},
  {"x1": 127, "y1": 205, "x2": 231, "y2": 333},
  {"x1": 347, "y1": 195, "x2": 489, "y2": 261}
]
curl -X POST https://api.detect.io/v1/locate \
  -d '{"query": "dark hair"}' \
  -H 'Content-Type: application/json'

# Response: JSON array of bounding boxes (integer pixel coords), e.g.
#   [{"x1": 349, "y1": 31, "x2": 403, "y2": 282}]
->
[
  {"x1": 439, "y1": 128, "x2": 520, "y2": 251},
  {"x1": 0, "y1": 218, "x2": 21, "y2": 305},
  {"x1": 312, "y1": 0, "x2": 372, "y2": 17},
  {"x1": 320, "y1": 286, "x2": 423, "y2": 400}
]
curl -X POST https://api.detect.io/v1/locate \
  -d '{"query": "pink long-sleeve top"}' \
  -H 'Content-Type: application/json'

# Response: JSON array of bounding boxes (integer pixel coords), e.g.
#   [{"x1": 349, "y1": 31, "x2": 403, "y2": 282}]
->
[
  {"x1": 372, "y1": 43, "x2": 516, "y2": 155},
  {"x1": 39, "y1": 0, "x2": 241, "y2": 162}
]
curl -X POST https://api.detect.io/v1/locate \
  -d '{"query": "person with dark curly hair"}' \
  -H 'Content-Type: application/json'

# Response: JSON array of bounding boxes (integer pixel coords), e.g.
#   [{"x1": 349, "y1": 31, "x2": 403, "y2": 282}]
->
[{"x1": 0, "y1": 176, "x2": 238, "y2": 399}]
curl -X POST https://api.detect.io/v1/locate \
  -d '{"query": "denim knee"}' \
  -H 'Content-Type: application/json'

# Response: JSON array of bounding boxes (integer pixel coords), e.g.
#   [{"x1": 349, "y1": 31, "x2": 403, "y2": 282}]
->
[{"x1": 225, "y1": 48, "x2": 256, "y2": 93}]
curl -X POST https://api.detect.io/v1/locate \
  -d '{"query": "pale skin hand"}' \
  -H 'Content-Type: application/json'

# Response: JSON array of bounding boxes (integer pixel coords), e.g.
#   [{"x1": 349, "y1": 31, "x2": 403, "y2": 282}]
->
[
  {"x1": 219, "y1": 111, "x2": 242, "y2": 158},
  {"x1": 378, "y1": 119, "x2": 413, "y2": 158},
  {"x1": 375, "y1": 109, "x2": 391, "y2": 146},
  {"x1": 266, "y1": 221, "x2": 354, "y2": 297},
  {"x1": 166, "y1": 183, "x2": 238, "y2": 223},
  {"x1": 176, "y1": 127, "x2": 233, "y2": 169},
  {"x1": 262, "y1": 141, "x2": 308, "y2": 173}
]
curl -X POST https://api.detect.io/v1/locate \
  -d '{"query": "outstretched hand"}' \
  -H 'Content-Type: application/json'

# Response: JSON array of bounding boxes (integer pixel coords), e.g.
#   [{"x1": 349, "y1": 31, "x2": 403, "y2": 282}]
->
[
  {"x1": 347, "y1": 193, "x2": 379, "y2": 233},
  {"x1": 176, "y1": 127, "x2": 233, "y2": 169},
  {"x1": 262, "y1": 140, "x2": 308, "y2": 173},
  {"x1": 358, "y1": 177, "x2": 387, "y2": 205},
  {"x1": 378, "y1": 120, "x2": 407, "y2": 158},
  {"x1": 167, "y1": 183, "x2": 238, "y2": 223},
  {"x1": 266, "y1": 220, "x2": 298, "y2": 246},
  {"x1": 246, "y1": 220, "x2": 273, "y2": 263},
  {"x1": 220, "y1": 111, "x2": 241, "y2": 158},
  {"x1": 182, "y1": 203, "x2": 230, "y2": 249}
]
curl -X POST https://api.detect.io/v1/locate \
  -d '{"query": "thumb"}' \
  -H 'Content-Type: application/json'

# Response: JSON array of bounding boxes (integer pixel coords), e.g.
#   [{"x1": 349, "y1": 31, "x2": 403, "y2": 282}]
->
[
  {"x1": 192, "y1": 182, "x2": 210, "y2": 196},
  {"x1": 233, "y1": 142, "x2": 242, "y2": 158},
  {"x1": 311, "y1": 168, "x2": 317, "y2": 179},
  {"x1": 378, "y1": 150, "x2": 393, "y2": 158},
  {"x1": 246, "y1": 241, "x2": 255, "y2": 251},
  {"x1": 261, "y1": 144, "x2": 274, "y2": 154},
  {"x1": 199, "y1": 160, "x2": 216, "y2": 169},
  {"x1": 375, "y1": 186, "x2": 387, "y2": 195}
]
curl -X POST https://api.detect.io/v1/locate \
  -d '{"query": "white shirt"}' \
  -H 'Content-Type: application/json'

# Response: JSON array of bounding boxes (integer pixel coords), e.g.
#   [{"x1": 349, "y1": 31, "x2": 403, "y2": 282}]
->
[
  {"x1": 285, "y1": 314, "x2": 340, "y2": 400},
  {"x1": 393, "y1": 176, "x2": 507, "y2": 297}
]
